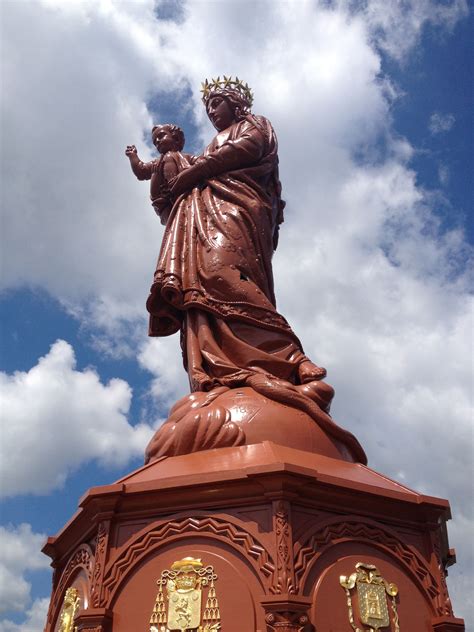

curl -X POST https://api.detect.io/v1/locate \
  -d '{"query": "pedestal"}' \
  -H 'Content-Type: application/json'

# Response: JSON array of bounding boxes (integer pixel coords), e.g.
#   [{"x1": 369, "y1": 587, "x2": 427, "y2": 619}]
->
[{"x1": 43, "y1": 441, "x2": 464, "y2": 631}]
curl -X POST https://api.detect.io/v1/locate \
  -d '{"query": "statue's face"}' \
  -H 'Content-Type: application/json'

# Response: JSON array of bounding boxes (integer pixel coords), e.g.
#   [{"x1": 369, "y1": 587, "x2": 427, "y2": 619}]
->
[
  {"x1": 206, "y1": 95, "x2": 236, "y2": 131},
  {"x1": 153, "y1": 126, "x2": 178, "y2": 154}
]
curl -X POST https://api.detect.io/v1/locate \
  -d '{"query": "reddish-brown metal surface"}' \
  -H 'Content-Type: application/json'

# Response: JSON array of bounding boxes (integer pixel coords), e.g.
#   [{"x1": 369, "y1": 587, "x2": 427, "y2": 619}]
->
[{"x1": 43, "y1": 444, "x2": 463, "y2": 631}]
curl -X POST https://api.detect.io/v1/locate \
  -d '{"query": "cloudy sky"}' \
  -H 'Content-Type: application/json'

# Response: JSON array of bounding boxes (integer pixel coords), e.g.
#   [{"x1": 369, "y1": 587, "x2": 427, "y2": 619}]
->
[{"x1": 0, "y1": 0, "x2": 472, "y2": 629}]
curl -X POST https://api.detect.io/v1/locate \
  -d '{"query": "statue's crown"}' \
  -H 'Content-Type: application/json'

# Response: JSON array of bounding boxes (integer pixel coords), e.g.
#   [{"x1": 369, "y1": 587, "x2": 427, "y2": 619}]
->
[{"x1": 201, "y1": 75, "x2": 253, "y2": 107}]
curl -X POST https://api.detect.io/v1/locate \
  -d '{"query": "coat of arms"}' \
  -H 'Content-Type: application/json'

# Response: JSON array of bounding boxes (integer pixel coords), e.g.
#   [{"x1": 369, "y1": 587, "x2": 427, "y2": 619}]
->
[
  {"x1": 149, "y1": 557, "x2": 221, "y2": 632},
  {"x1": 340, "y1": 563, "x2": 400, "y2": 631}
]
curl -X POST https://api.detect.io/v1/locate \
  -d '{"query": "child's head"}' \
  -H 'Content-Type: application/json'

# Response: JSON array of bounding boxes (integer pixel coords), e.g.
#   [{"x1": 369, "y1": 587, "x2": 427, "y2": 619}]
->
[{"x1": 151, "y1": 124, "x2": 185, "y2": 154}]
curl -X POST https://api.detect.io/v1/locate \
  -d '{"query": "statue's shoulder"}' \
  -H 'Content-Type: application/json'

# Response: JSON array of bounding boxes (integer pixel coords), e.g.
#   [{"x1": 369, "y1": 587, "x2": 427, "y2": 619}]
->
[
  {"x1": 246, "y1": 113, "x2": 271, "y2": 128},
  {"x1": 245, "y1": 114, "x2": 275, "y2": 146},
  {"x1": 253, "y1": 113, "x2": 270, "y2": 124}
]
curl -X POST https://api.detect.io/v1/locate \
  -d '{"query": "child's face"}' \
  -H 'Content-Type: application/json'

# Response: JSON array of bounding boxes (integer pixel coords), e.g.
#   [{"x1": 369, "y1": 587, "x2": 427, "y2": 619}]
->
[{"x1": 153, "y1": 127, "x2": 179, "y2": 154}]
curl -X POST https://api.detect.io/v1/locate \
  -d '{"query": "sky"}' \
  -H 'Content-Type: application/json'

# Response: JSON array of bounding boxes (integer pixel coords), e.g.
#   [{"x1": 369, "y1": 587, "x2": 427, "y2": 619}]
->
[{"x1": 0, "y1": 0, "x2": 472, "y2": 629}]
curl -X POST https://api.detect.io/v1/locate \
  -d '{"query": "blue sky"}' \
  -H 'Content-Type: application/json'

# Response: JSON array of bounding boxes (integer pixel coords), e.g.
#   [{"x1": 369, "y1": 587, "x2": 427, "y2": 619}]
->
[
  {"x1": 1, "y1": 1, "x2": 472, "y2": 629},
  {"x1": 385, "y1": 12, "x2": 473, "y2": 240}
]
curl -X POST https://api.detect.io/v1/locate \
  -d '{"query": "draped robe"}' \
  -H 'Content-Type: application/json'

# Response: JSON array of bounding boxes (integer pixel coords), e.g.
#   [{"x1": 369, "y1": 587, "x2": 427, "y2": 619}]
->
[{"x1": 146, "y1": 114, "x2": 309, "y2": 392}]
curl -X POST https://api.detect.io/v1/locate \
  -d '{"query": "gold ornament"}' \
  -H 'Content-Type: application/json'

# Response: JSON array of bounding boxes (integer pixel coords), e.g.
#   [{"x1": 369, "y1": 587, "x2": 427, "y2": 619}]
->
[
  {"x1": 149, "y1": 557, "x2": 221, "y2": 632},
  {"x1": 58, "y1": 587, "x2": 81, "y2": 632},
  {"x1": 340, "y1": 563, "x2": 400, "y2": 632}
]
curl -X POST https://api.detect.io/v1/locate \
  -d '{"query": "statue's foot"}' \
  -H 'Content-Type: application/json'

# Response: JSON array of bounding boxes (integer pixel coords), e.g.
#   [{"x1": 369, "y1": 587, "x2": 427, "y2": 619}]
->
[
  {"x1": 298, "y1": 359, "x2": 327, "y2": 383},
  {"x1": 296, "y1": 379, "x2": 334, "y2": 413},
  {"x1": 245, "y1": 371, "x2": 334, "y2": 413}
]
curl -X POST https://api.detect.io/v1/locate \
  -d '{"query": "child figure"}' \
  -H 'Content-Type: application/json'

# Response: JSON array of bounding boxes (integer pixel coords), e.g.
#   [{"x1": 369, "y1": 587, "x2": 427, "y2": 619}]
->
[{"x1": 126, "y1": 124, "x2": 193, "y2": 225}]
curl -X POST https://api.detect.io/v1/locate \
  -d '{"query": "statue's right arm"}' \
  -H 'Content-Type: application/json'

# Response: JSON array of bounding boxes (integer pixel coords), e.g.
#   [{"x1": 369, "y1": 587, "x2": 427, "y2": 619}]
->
[
  {"x1": 169, "y1": 121, "x2": 265, "y2": 196},
  {"x1": 125, "y1": 145, "x2": 153, "y2": 181},
  {"x1": 193, "y1": 120, "x2": 265, "y2": 178}
]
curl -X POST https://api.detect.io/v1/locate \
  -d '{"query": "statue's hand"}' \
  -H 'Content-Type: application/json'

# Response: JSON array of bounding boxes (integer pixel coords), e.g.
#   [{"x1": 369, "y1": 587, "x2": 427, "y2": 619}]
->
[
  {"x1": 169, "y1": 167, "x2": 199, "y2": 197},
  {"x1": 125, "y1": 145, "x2": 137, "y2": 157}
]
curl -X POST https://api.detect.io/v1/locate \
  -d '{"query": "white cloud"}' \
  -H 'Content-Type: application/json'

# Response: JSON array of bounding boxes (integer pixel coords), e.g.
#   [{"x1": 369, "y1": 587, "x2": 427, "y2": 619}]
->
[
  {"x1": 0, "y1": 340, "x2": 154, "y2": 497},
  {"x1": 0, "y1": 598, "x2": 49, "y2": 632},
  {"x1": 138, "y1": 336, "x2": 189, "y2": 411},
  {"x1": 1, "y1": 0, "x2": 165, "y2": 321},
  {"x1": 429, "y1": 111, "x2": 456, "y2": 134},
  {"x1": 438, "y1": 163, "x2": 451, "y2": 185},
  {"x1": 361, "y1": 0, "x2": 468, "y2": 61},
  {"x1": 272, "y1": 159, "x2": 473, "y2": 619},
  {"x1": 4, "y1": 0, "x2": 467, "y2": 327},
  {"x1": 1, "y1": 0, "x2": 472, "y2": 624},
  {"x1": 0, "y1": 524, "x2": 50, "y2": 616}
]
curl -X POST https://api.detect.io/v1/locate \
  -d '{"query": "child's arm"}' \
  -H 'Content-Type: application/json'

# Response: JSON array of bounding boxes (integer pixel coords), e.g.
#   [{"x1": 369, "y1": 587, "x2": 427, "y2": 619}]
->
[
  {"x1": 183, "y1": 153, "x2": 198, "y2": 165},
  {"x1": 125, "y1": 145, "x2": 155, "y2": 180}
]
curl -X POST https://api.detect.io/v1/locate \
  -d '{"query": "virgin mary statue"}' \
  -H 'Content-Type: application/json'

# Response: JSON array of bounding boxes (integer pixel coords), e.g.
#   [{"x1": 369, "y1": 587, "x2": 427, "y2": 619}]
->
[{"x1": 143, "y1": 77, "x2": 366, "y2": 465}]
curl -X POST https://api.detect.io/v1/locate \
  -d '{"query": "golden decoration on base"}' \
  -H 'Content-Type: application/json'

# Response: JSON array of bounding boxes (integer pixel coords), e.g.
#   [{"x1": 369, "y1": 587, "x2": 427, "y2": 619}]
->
[
  {"x1": 149, "y1": 557, "x2": 221, "y2": 632},
  {"x1": 58, "y1": 587, "x2": 81, "y2": 632},
  {"x1": 340, "y1": 563, "x2": 400, "y2": 632}
]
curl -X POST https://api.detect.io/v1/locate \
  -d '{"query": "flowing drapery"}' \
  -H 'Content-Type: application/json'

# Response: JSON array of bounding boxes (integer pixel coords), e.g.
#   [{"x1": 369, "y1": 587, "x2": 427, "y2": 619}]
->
[{"x1": 146, "y1": 114, "x2": 308, "y2": 390}]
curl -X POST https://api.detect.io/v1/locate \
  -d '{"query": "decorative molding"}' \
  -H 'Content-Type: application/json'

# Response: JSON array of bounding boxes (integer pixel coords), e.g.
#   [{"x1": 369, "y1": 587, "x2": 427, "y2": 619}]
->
[
  {"x1": 431, "y1": 530, "x2": 454, "y2": 617},
  {"x1": 431, "y1": 615, "x2": 466, "y2": 631},
  {"x1": 261, "y1": 595, "x2": 312, "y2": 632},
  {"x1": 74, "y1": 607, "x2": 113, "y2": 632},
  {"x1": 294, "y1": 519, "x2": 440, "y2": 605},
  {"x1": 271, "y1": 500, "x2": 295, "y2": 594},
  {"x1": 47, "y1": 543, "x2": 93, "y2": 627},
  {"x1": 265, "y1": 611, "x2": 310, "y2": 632},
  {"x1": 101, "y1": 516, "x2": 274, "y2": 606},
  {"x1": 90, "y1": 521, "x2": 110, "y2": 608}
]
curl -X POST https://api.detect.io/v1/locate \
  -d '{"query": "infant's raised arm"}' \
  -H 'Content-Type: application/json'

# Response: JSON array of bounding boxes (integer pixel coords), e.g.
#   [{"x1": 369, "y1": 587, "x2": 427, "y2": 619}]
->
[{"x1": 125, "y1": 145, "x2": 154, "y2": 181}]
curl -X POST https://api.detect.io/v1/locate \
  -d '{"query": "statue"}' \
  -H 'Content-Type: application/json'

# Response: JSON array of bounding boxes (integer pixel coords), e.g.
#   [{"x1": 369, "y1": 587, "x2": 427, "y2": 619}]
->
[
  {"x1": 127, "y1": 77, "x2": 366, "y2": 464},
  {"x1": 126, "y1": 123, "x2": 194, "y2": 226}
]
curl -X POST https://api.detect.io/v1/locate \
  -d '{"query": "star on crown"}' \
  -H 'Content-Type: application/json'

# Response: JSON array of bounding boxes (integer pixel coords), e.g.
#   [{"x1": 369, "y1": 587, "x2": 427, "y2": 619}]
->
[{"x1": 201, "y1": 75, "x2": 253, "y2": 107}]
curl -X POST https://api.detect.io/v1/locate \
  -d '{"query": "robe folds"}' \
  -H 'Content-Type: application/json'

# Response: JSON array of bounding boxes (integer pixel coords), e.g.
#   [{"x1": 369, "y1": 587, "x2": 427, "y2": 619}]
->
[{"x1": 146, "y1": 114, "x2": 308, "y2": 391}]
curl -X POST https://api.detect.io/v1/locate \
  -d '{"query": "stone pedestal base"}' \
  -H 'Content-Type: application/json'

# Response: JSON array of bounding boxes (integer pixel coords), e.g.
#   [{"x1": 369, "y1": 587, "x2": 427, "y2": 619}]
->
[{"x1": 43, "y1": 442, "x2": 464, "y2": 631}]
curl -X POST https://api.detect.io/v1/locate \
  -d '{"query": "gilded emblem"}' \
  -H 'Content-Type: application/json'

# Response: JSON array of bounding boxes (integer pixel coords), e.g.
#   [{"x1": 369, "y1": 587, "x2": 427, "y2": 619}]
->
[
  {"x1": 149, "y1": 557, "x2": 221, "y2": 632},
  {"x1": 58, "y1": 587, "x2": 81, "y2": 632},
  {"x1": 340, "y1": 563, "x2": 400, "y2": 631}
]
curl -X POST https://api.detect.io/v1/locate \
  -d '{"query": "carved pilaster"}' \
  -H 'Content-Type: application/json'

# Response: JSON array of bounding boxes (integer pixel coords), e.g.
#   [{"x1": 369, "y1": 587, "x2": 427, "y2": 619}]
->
[
  {"x1": 429, "y1": 527, "x2": 455, "y2": 617},
  {"x1": 272, "y1": 500, "x2": 295, "y2": 594},
  {"x1": 261, "y1": 595, "x2": 313, "y2": 632},
  {"x1": 90, "y1": 520, "x2": 110, "y2": 608}
]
